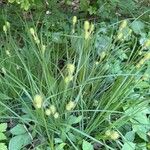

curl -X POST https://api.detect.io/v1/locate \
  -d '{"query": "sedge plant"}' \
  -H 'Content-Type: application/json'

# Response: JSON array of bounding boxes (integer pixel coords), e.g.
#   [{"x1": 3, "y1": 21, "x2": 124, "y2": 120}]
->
[{"x1": 0, "y1": 16, "x2": 149, "y2": 150}]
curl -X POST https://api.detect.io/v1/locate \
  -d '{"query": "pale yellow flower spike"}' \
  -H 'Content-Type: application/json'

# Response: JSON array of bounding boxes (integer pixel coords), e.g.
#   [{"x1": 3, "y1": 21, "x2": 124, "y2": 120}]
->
[
  {"x1": 120, "y1": 20, "x2": 128, "y2": 30},
  {"x1": 6, "y1": 50, "x2": 11, "y2": 57},
  {"x1": 1, "y1": 67, "x2": 6, "y2": 75},
  {"x1": 117, "y1": 32, "x2": 123, "y2": 40},
  {"x1": 41, "y1": 45, "x2": 46, "y2": 54},
  {"x1": 72, "y1": 16, "x2": 77, "y2": 33},
  {"x1": 34, "y1": 37, "x2": 40, "y2": 44},
  {"x1": 33, "y1": 94, "x2": 43, "y2": 109},
  {"x1": 45, "y1": 109, "x2": 51, "y2": 116},
  {"x1": 66, "y1": 101, "x2": 76, "y2": 111},
  {"x1": 105, "y1": 130, "x2": 112, "y2": 137},
  {"x1": 110, "y1": 131, "x2": 120, "y2": 140},
  {"x1": 3, "y1": 21, "x2": 10, "y2": 33},
  {"x1": 66, "y1": 63, "x2": 75, "y2": 75},
  {"x1": 64, "y1": 76, "x2": 73, "y2": 84},
  {"x1": 105, "y1": 130, "x2": 120, "y2": 140},
  {"x1": 3, "y1": 25, "x2": 7, "y2": 33},
  {"x1": 54, "y1": 112, "x2": 59, "y2": 119},
  {"x1": 89, "y1": 23, "x2": 94, "y2": 33},
  {"x1": 84, "y1": 21, "x2": 90, "y2": 32},
  {"x1": 49, "y1": 105, "x2": 56, "y2": 114},
  {"x1": 73, "y1": 16, "x2": 77, "y2": 26},
  {"x1": 84, "y1": 32, "x2": 90, "y2": 40},
  {"x1": 144, "y1": 39, "x2": 150, "y2": 48},
  {"x1": 29, "y1": 28, "x2": 35, "y2": 36},
  {"x1": 6, "y1": 21, "x2": 10, "y2": 29},
  {"x1": 84, "y1": 21, "x2": 94, "y2": 39},
  {"x1": 29, "y1": 28, "x2": 40, "y2": 44},
  {"x1": 144, "y1": 52, "x2": 150, "y2": 60}
]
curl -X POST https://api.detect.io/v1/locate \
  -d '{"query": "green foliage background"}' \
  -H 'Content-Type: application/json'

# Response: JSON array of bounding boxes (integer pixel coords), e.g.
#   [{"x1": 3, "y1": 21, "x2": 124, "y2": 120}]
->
[{"x1": 0, "y1": 0, "x2": 150, "y2": 150}]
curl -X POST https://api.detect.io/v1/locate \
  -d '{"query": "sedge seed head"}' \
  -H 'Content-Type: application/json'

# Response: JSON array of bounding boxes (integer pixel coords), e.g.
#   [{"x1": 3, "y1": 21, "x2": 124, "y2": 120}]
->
[
  {"x1": 68, "y1": 101, "x2": 76, "y2": 109},
  {"x1": 66, "y1": 63, "x2": 75, "y2": 75},
  {"x1": 1, "y1": 67, "x2": 6, "y2": 74},
  {"x1": 66, "y1": 105, "x2": 71, "y2": 111},
  {"x1": 84, "y1": 21, "x2": 90, "y2": 31},
  {"x1": 64, "y1": 76, "x2": 73, "y2": 84},
  {"x1": 84, "y1": 31, "x2": 90, "y2": 39},
  {"x1": 29, "y1": 28, "x2": 35, "y2": 35},
  {"x1": 110, "y1": 131, "x2": 120, "y2": 140},
  {"x1": 3, "y1": 25, "x2": 7, "y2": 33},
  {"x1": 6, "y1": 50, "x2": 11, "y2": 57},
  {"x1": 34, "y1": 37, "x2": 40, "y2": 44},
  {"x1": 144, "y1": 39, "x2": 150, "y2": 48},
  {"x1": 72, "y1": 16, "x2": 77, "y2": 25},
  {"x1": 90, "y1": 23, "x2": 94, "y2": 33},
  {"x1": 129, "y1": 29, "x2": 132, "y2": 34},
  {"x1": 45, "y1": 109, "x2": 51, "y2": 116},
  {"x1": 138, "y1": 51, "x2": 142, "y2": 55},
  {"x1": 142, "y1": 74, "x2": 149, "y2": 81},
  {"x1": 54, "y1": 112, "x2": 59, "y2": 119},
  {"x1": 33, "y1": 94, "x2": 43, "y2": 109},
  {"x1": 101, "y1": 51, "x2": 106, "y2": 60},
  {"x1": 16, "y1": 65, "x2": 20, "y2": 70},
  {"x1": 120, "y1": 20, "x2": 128, "y2": 30},
  {"x1": 147, "y1": 131, "x2": 150, "y2": 137},
  {"x1": 95, "y1": 61, "x2": 99, "y2": 65},
  {"x1": 6, "y1": 21, "x2": 10, "y2": 29},
  {"x1": 66, "y1": 101, "x2": 76, "y2": 111},
  {"x1": 49, "y1": 105, "x2": 56, "y2": 114},
  {"x1": 105, "y1": 130, "x2": 112, "y2": 137},
  {"x1": 139, "y1": 59, "x2": 145, "y2": 65},
  {"x1": 136, "y1": 63, "x2": 141, "y2": 68},
  {"x1": 41, "y1": 45, "x2": 46, "y2": 54},
  {"x1": 144, "y1": 52, "x2": 150, "y2": 60},
  {"x1": 117, "y1": 32, "x2": 123, "y2": 40}
]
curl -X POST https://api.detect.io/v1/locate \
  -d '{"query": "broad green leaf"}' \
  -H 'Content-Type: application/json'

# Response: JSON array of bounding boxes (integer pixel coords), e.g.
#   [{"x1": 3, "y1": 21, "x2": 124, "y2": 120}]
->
[
  {"x1": 131, "y1": 21, "x2": 145, "y2": 34},
  {"x1": 95, "y1": 35, "x2": 112, "y2": 54},
  {"x1": 125, "y1": 131, "x2": 135, "y2": 142},
  {"x1": 122, "y1": 142, "x2": 135, "y2": 150},
  {"x1": 52, "y1": 32, "x2": 62, "y2": 43},
  {"x1": 133, "y1": 127, "x2": 147, "y2": 141},
  {"x1": 136, "y1": 143, "x2": 147, "y2": 150},
  {"x1": 60, "y1": 131, "x2": 67, "y2": 142},
  {"x1": 131, "y1": 112, "x2": 150, "y2": 141},
  {"x1": 80, "y1": 0, "x2": 90, "y2": 11},
  {"x1": 68, "y1": 132, "x2": 76, "y2": 142},
  {"x1": 20, "y1": 0, "x2": 30, "y2": 10},
  {"x1": 82, "y1": 140, "x2": 93, "y2": 150},
  {"x1": 9, "y1": 135, "x2": 23, "y2": 150},
  {"x1": 0, "y1": 143, "x2": 7, "y2": 150},
  {"x1": 10, "y1": 124, "x2": 26, "y2": 135},
  {"x1": 55, "y1": 138, "x2": 63, "y2": 144},
  {"x1": 136, "y1": 81, "x2": 150, "y2": 89},
  {"x1": 0, "y1": 123, "x2": 7, "y2": 132},
  {"x1": 9, "y1": 133, "x2": 31, "y2": 150},
  {"x1": 110, "y1": 60, "x2": 122, "y2": 74},
  {"x1": 73, "y1": 115, "x2": 82, "y2": 124},
  {"x1": 0, "y1": 133, "x2": 7, "y2": 141},
  {"x1": 68, "y1": 115, "x2": 82, "y2": 125},
  {"x1": 88, "y1": 6, "x2": 97, "y2": 15},
  {"x1": 118, "y1": 26, "x2": 132, "y2": 41},
  {"x1": 22, "y1": 133, "x2": 32, "y2": 146},
  {"x1": 116, "y1": 49, "x2": 128, "y2": 60},
  {"x1": 134, "y1": 112, "x2": 149, "y2": 125},
  {"x1": 55, "y1": 143, "x2": 66, "y2": 150}
]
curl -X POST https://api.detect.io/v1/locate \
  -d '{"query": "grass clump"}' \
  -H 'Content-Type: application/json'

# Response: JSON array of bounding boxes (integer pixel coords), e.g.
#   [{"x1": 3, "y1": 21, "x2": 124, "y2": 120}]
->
[{"x1": 0, "y1": 16, "x2": 150, "y2": 150}]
